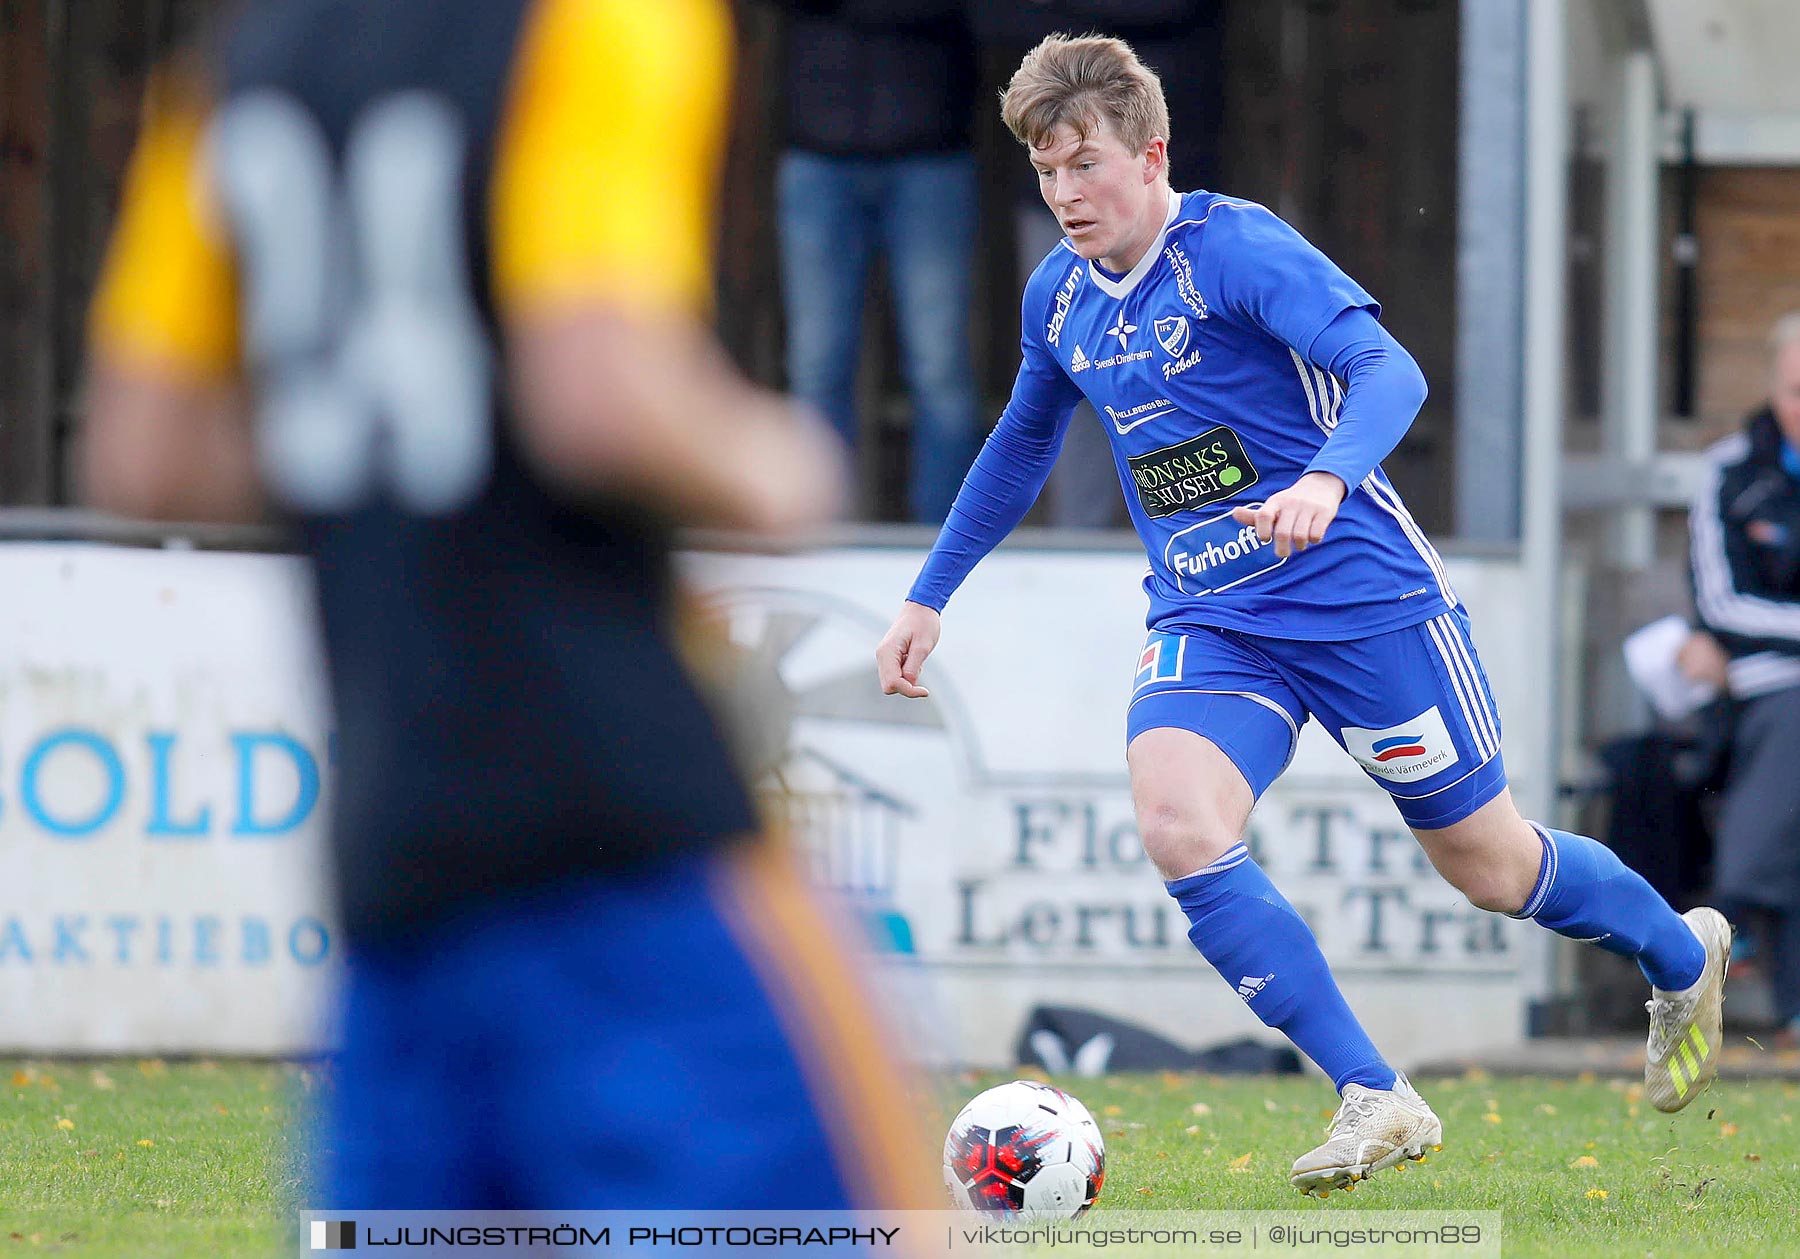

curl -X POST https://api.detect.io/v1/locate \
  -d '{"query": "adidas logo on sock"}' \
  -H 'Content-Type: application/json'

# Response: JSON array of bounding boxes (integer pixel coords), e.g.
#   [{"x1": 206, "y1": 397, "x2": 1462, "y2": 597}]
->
[{"x1": 1237, "y1": 973, "x2": 1274, "y2": 1002}]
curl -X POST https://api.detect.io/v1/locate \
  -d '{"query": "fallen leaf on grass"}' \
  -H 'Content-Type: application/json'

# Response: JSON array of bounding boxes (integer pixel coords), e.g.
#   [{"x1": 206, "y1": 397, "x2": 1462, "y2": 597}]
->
[
  {"x1": 1536, "y1": 1104, "x2": 1558, "y2": 1115},
  {"x1": 1569, "y1": 1156, "x2": 1599, "y2": 1168},
  {"x1": 1184, "y1": 1125, "x2": 1201, "y2": 1136},
  {"x1": 1263, "y1": 1099, "x2": 1279, "y2": 1113},
  {"x1": 89, "y1": 1072, "x2": 114, "y2": 1091},
  {"x1": 1584, "y1": 1188, "x2": 1609, "y2": 1200},
  {"x1": 1720, "y1": 1123, "x2": 1738, "y2": 1137},
  {"x1": 1228, "y1": 1153, "x2": 1253, "y2": 1173},
  {"x1": 136, "y1": 1140, "x2": 154, "y2": 1148},
  {"x1": 1136, "y1": 1188, "x2": 1155, "y2": 1196},
  {"x1": 54, "y1": 1118, "x2": 73, "y2": 1131},
  {"x1": 1103, "y1": 1106, "x2": 1123, "y2": 1117},
  {"x1": 1744, "y1": 1153, "x2": 1762, "y2": 1162},
  {"x1": 137, "y1": 1060, "x2": 167, "y2": 1078},
  {"x1": 1189, "y1": 1103, "x2": 1211, "y2": 1117},
  {"x1": 1483, "y1": 1112, "x2": 1502, "y2": 1124}
]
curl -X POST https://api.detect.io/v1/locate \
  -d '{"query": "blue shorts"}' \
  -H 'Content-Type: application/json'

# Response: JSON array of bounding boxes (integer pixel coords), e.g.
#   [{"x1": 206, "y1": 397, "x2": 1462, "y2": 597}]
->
[
  {"x1": 1126, "y1": 607, "x2": 1508, "y2": 830},
  {"x1": 320, "y1": 841, "x2": 929, "y2": 1209}
]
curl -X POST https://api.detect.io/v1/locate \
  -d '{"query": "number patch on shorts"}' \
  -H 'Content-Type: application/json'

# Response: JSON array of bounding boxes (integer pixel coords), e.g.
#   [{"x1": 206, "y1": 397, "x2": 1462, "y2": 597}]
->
[{"x1": 1133, "y1": 632, "x2": 1186, "y2": 692}]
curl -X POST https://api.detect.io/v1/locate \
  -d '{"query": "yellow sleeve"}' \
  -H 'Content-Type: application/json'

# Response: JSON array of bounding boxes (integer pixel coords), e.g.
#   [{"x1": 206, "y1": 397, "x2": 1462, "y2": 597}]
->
[
  {"x1": 88, "y1": 72, "x2": 241, "y2": 381},
  {"x1": 490, "y1": 0, "x2": 732, "y2": 320}
]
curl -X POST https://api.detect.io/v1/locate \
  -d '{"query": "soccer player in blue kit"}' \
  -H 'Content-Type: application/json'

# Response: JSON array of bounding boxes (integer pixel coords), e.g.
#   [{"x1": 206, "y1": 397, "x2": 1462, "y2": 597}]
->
[{"x1": 876, "y1": 34, "x2": 1733, "y2": 1195}]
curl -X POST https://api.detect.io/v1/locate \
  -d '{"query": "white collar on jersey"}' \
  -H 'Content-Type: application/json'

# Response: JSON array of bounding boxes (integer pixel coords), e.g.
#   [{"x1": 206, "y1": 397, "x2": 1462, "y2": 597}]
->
[{"x1": 1082, "y1": 188, "x2": 1184, "y2": 301}]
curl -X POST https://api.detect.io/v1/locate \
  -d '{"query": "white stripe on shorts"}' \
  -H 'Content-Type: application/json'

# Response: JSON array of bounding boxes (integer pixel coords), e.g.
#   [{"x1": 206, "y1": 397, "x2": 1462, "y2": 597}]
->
[
  {"x1": 1440, "y1": 613, "x2": 1502, "y2": 753},
  {"x1": 1425, "y1": 614, "x2": 1498, "y2": 760}
]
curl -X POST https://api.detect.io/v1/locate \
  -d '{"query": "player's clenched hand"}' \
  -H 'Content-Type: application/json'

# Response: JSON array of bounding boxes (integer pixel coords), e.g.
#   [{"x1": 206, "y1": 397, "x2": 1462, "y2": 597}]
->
[
  {"x1": 1230, "y1": 471, "x2": 1348, "y2": 559},
  {"x1": 876, "y1": 601, "x2": 942, "y2": 700}
]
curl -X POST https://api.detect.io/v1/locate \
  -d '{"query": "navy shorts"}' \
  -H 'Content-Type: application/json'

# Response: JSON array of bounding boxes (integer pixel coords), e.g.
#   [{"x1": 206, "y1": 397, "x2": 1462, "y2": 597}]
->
[
  {"x1": 1126, "y1": 607, "x2": 1508, "y2": 830},
  {"x1": 318, "y1": 842, "x2": 931, "y2": 1209}
]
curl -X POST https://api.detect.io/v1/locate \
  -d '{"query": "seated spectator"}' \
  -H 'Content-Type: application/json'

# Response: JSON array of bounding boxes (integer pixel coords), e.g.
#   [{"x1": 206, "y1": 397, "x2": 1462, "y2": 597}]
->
[{"x1": 1681, "y1": 312, "x2": 1800, "y2": 1042}]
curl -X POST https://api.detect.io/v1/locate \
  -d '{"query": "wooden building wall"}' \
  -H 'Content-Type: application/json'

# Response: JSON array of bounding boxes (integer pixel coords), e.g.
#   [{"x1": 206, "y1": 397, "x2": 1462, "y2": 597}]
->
[
  {"x1": 0, "y1": 0, "x2": 214, "y2": 505},
  {"x1": 1692, "y1": 168, "x2": 1800, "y2": 439},
  {"x1": 2, "y1": 0, "x2": 1463, "y2": 526},
  {"x1": 1214, "y1": 0, "x2": 1461, "y2": 529}
]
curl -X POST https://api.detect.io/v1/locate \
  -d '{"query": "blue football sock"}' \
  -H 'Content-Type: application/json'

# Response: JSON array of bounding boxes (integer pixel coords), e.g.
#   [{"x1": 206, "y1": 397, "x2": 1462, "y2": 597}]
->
[
  {"x1": 1512, "y1": 824, "x2": 1705, "y2": 991},
  {"x1": 1166, "y1": 844, "x2": 1396, "y2": 1093}
]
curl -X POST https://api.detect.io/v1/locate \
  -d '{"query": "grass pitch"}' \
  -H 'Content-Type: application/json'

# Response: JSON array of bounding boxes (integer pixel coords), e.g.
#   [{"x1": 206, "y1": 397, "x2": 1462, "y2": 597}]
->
[
  {"x1": 947, "y1": 1069, "x2": 1800, "y2": 1259},
  {"x1": 3, "y1": 1059, "x2": 1798, "y2": 1257},
  {"x1": 0, "y1": 1059, "x2": 305, "y2": 1256}
]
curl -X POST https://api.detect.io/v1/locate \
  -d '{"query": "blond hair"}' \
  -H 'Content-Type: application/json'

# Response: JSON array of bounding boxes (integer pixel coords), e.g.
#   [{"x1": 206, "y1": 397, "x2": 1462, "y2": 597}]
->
[{"x1": 1000, "y1": 34, "x2": 1170, "y2": 159}]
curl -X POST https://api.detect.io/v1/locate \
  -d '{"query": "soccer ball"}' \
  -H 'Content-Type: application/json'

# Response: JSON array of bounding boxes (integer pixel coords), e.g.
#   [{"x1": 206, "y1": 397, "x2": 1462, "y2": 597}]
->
[{"x1": 942, "y1": 1080, "x2": 1105, "y2": 1220}]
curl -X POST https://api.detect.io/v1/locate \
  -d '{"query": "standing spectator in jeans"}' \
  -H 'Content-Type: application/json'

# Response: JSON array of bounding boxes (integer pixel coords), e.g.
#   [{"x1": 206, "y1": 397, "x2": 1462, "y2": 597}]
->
[
  {"x1": 971, "y1": 1, "x2": 1225, "y2": 528},
  {"x1": 1681, "y1": 312, "x2": 1800, "y2": 1042},
  {"x1": 776, "y1": 1, "x2": 980, "y2": 522}
]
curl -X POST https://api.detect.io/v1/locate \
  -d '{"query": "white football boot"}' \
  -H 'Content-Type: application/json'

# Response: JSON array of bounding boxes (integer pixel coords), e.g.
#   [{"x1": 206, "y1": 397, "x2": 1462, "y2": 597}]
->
[
  {"x1": 1289, "y1": 1073, "x2": 1443, "y2": 1197},
  {"x1": 1645, "y1": 906, "x2": 1732, "y2": 1113}
]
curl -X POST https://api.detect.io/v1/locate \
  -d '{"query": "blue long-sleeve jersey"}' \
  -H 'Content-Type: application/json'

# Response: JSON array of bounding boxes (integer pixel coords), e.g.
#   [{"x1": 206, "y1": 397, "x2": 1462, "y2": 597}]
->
[{"x1": 908, "y1": 189, "x2": 1457, "y2": 641}]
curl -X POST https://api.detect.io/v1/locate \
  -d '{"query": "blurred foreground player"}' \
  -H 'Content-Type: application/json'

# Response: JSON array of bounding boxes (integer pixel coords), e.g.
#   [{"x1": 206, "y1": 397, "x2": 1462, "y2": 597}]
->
[
  {"x1": 85, "y1": 0, "x2": 935, "y2": 1210},
  {"x1": 876, "y1": 34, "x2": 1731, "y2": 1195}
]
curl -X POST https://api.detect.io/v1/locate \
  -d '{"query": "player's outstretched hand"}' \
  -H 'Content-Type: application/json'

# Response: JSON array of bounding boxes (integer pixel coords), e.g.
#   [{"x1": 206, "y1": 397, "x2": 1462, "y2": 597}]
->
[
  {"x1": 876, "y1": 601, "x2": 942, "y2": 700},
  {"x1": 1231, "y1": 471, "x2": 1348, "y2": 559}
]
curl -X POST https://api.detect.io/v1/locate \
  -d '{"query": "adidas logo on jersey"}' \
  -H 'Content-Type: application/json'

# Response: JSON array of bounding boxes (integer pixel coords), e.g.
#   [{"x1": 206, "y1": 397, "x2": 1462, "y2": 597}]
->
[
  {"x1": 1070, "y1": 344, "x2": 1090, "y2": 373},
  {"x1": 1237, "y1": 973, "x2": 1274, "y2": 1002}
]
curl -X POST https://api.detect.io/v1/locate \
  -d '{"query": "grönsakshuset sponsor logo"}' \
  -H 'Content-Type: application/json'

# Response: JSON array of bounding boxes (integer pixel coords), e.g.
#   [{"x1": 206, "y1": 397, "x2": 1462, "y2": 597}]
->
[{"x1": 1126, "y1": 425, "x2": 1258, "y2": 519}]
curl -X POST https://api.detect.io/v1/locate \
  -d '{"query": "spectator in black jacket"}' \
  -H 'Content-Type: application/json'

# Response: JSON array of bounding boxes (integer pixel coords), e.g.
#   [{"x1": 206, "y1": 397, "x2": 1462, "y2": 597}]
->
[
  {"x1": 774, "y1": 1, "x2": 980, "y2": 522},
  {"x1": 1681, "y1": 312, "x2": 1800, "y2": 1041}
]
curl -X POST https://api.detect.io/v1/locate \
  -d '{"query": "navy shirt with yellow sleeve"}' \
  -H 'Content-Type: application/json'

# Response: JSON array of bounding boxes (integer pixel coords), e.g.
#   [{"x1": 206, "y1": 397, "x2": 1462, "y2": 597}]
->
[{"x1": 90, "y1": 0, "x2": 757, "y2": 945}]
